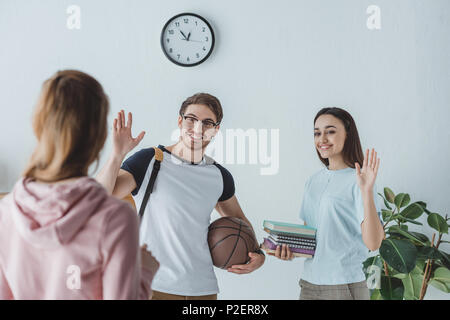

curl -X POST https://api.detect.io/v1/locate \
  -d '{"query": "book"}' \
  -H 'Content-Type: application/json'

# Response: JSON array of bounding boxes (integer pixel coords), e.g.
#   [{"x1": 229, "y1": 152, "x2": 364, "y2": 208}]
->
[
  {"x1": 261, "y1": 244, "x2": 313, "y2": 258},
  {"x1": 263, "y1": 220, "x2": 316, "y2": 237},
  {"x1": 261, "y1": 239, "x2": 313, "y2": 258},
  {"x1": 268, "y1": 233, "x2": 316, "y2": 244},
  {"x1": 265, "y1": 237, "x2": 315, "y2": 252},
  {"x1": 267, "y1": 235, "x2": 315, "y2": 249},
  {"x1": 263, "y1": 238, "x2": 315, "y2": 256},
  {"x1": 263, "y1": 227, "x2": 316, "y2": 239}
]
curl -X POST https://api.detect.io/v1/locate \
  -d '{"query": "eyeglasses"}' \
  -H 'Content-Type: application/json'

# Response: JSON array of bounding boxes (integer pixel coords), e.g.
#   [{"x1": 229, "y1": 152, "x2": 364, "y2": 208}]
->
[{"x1": 181, "y1": 114, "x2": 220, "y2": 130}]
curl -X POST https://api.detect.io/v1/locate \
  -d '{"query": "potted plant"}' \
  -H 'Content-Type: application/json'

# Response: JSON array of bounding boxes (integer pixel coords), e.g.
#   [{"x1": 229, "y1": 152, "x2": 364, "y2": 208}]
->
[{"x1": 363, "y1": 188, "x2": 450, "y2": 300}]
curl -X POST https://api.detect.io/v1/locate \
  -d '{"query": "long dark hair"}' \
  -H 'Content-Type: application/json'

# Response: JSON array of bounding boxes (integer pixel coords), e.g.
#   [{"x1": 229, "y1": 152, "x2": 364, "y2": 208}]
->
[{"x1": 314, "y1": 107, "x2": 364, "y2": 169}]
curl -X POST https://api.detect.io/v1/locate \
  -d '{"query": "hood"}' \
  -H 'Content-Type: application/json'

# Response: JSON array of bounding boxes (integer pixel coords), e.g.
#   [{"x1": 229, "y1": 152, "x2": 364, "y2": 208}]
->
[{"x1": 10, "y1": 177, "x2": 108, "y2": 249}]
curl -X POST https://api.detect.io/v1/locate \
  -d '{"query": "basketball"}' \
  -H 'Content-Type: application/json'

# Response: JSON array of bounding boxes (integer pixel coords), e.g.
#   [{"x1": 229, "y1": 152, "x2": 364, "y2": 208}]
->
[{"x1": 207, "y1": 217, "x2": 259, "y2": 269}]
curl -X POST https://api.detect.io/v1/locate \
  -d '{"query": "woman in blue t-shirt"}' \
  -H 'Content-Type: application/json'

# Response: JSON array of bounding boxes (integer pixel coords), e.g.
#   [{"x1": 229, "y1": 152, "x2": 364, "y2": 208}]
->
[{"x1": 272, "y1": 107, "x2": 385, "y2": 300}]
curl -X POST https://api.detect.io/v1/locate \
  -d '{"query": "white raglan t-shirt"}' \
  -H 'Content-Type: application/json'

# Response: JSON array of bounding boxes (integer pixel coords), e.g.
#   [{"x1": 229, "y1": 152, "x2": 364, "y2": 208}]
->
[{"x1": 121, "y1": 145, "x2": 235, "y2": 296}]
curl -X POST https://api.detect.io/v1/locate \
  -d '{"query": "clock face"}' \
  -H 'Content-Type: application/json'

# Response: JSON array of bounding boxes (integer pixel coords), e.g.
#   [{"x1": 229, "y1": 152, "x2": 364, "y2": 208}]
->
[{"x1": 161, "y1": 13, "x2": 215, "y2": 67}]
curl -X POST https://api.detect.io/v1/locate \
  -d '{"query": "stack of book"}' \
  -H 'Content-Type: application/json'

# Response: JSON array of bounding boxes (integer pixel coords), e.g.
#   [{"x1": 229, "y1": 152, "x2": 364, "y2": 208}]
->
[{"x1": 261, "y1": 220, "x2": 316, "y2": 258}]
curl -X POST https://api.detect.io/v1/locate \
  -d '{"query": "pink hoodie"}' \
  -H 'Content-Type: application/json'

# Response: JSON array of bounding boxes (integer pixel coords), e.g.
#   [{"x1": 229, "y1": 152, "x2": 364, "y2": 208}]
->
[{"x1": 0, "y1": 177, "x2": 154, "y2": 300}]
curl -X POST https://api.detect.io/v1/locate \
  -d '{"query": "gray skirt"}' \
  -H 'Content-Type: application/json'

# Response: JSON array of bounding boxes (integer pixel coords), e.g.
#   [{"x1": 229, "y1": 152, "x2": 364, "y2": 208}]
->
[{"x1": 299, "y1": 279, "x2": 370, "y2": 300}]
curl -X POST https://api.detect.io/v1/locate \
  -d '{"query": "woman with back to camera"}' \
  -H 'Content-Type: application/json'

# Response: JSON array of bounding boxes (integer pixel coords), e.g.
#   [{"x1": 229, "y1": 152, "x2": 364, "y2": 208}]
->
[
  {"x1": 272, "y1": 107, "x2": 385, "y2": 300},
  {"x1": 0, "y1": 70, "x2": 159, "y2": 299}
]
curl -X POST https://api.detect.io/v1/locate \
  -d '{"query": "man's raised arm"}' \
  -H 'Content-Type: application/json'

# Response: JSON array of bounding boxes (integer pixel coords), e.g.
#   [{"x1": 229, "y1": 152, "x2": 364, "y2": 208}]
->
[{"x1": 96, "y1": 110, "x2": 145, "y2": 198}]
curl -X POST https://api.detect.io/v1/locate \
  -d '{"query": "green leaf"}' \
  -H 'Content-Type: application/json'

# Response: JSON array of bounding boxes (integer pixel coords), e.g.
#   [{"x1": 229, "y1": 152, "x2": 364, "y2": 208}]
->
[
  {"x1": 379, "y1": 192, "x2": 392, "y2": 210},
  {"x1": 416, "y1": 201, "x2": 431, "y2": 215},
  {"x1": 379, "y1": 238, "x2": 418, "y2": 274},
  {"x1": 437, "y1": 251, "x2": 450, "y2": 269},
  {"x1": 387, "y1": 224, "x2": 408, "y2": 232},
  {"x1": 431, "y1": 267, "x2": 450, "y2": 284},
  {"x1": 385, "y1": 264, "x2": 401, "y2": 277},
  {"x1": 415, "y1": 201, "x2": 426, "y2": 209},
  {"x1": 394, "y1": 193, "x2": 410, "y2": 209},
  {"x1": 400, "y1": 203, "x2": 424, "y2": 220},
  {"x1": 415, "y1": 259, "x2": 426, "y2": 271},
  {"x1": 416, "y1": 246, "x2": 442, "y2": 260},
  {"x1": 384, "y1": 188, "x2": 395, "y2": 204},
  {"x1": 429, "y1": 279, "x2": 450, "y2": 293},
  {"x1": 392, "y1": 273, "x2": 407, "y2": 280},
  {"x1": 381, "y1": 209, "x2": 393, "y2": 222},
  {"x1": 384, "y1": 214, "x2": 402, "y2": 227},
  {"x1": 370, "y1": 289, "x2": 383, "y2": 300},
  {"x1": 427, "y1": 213, "x2": 449, "y2": 234},
  {"x1": 401, "y1": 269, "x2": 424, "y2": 300},
  {"x1": 388, "y1": 226, "x2": 427, "y2": 246},
  {"x1": 409, "y1": 232, "x2": 430, "y2": 245},
  {"x1": 397, "y1": 217, "x2": 410, "y2": 224},
  {"x1": 380, "y1": 275, "x2": 404, "y2": 300},
  {"x1": 399, "y1": 217, "x2": 423, "y2": 226},
  {"x1": 363, "y1": 255, "x2": 383, "y2": 274}
]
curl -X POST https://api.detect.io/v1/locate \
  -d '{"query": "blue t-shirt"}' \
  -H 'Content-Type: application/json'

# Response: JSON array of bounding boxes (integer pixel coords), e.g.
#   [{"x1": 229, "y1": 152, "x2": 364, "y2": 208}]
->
[{"x1": 299, "y1": 167, "x2": 383, "y2": 285}]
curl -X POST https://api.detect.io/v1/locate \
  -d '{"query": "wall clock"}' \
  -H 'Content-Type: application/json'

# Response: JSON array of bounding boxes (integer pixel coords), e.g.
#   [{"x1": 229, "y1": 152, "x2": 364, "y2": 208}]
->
[{"x1": 161, "y1": 13, "x2": 215, "y2": 67}]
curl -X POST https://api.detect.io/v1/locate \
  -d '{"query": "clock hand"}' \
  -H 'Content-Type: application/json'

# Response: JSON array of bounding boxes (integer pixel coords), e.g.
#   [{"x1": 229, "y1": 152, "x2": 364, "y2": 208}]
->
[
  {"x1": 180, "y1": 39, "x2": 203, "y2": 43},
  {"x1": 187, "y1": 32, "x2": 191, "y2": 41},
  {"x1": 179, "y1": 30, "x2": 188, "y2": 40}
]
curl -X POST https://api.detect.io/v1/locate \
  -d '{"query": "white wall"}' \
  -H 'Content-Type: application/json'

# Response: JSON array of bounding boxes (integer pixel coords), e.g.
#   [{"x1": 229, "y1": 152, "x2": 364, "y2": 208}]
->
[{"x1": 0, "y1": 0, "x2": 449, "y2": 299}]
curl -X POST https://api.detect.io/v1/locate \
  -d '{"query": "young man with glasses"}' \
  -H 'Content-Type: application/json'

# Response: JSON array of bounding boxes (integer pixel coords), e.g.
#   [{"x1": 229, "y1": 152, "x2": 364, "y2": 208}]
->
[{"x1": 96, "y1": 93, "x2": 265, "y2": 300}]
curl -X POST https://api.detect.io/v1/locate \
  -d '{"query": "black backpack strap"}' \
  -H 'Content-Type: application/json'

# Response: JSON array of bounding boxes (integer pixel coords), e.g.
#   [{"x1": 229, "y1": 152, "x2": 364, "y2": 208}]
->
[{"x1": 138, "y1": 147, "x2": 164, "y2": 221}]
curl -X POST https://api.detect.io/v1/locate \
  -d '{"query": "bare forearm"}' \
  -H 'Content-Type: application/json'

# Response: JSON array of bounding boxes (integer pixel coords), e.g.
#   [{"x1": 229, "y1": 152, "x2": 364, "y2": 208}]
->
[
  {"x1": 361, "y1": 190, "x2": 385, "y2": 251},
  {"x1": 241, "y1": 215, "x2": 255, "y2": 233},
  {"x1": 217, "y1": 196, "x2": 255, "y2": 233},
  {"x1": 95, "y1": 154, "x2": 124, "y2": 195}
]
